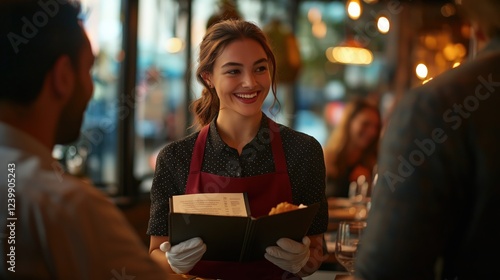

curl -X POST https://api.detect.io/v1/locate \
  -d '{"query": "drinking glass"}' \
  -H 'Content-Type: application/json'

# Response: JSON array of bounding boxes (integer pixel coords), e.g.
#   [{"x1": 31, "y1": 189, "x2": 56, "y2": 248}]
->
[
  {"x1": 335, "y1": 220, "x2": 367, "y2": 274},
  {"x1": 348, "y1": 175, "x2": 371, "y2": 220}
]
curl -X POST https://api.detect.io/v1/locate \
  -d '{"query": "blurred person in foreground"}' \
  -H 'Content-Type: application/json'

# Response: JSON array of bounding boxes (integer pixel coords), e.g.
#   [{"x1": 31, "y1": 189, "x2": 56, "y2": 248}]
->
[
  {"x1": 0, "y1": 1, "x2": 168, "y2": 279},
  {"x1": 354, "y1": 0, "x2": 500, "y2": 279}
]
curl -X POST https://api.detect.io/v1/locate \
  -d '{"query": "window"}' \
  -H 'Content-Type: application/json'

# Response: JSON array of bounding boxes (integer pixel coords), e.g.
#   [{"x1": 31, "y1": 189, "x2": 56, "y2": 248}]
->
[
  {"x1": 54, "y1": 0, "x2": 123, "y2": 194},
  {"x1": 54, "y1": 0, "x2": 460, "y2": 199}
]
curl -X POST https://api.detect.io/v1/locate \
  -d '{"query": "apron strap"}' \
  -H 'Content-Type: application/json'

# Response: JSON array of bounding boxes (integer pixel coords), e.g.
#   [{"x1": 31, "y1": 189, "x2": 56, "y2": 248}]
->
[
  {"x1": 189, "y1": 125, "x2": 209, "y2": 173},
  {"x1": 268, "y1": 119, "x2": 287, "y2": 173}
]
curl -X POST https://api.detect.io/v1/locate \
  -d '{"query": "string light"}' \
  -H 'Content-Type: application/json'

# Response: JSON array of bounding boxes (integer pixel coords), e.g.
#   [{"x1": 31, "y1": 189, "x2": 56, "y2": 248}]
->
[
  {"x1": 416, "y1": 63, "x2": 428, "y2": 79},
  {"x1": 377, "y1": 16, "x2": 390, "y2": 34},
  {"x1": 347, "y1": 0, "x2": 362, "y2": 20}
]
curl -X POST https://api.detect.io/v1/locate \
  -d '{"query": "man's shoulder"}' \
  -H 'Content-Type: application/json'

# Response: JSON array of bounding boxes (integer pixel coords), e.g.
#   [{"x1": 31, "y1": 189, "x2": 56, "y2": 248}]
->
[
  {"x1": 0, "y1": 147, "x2": 112, "y2": 213},
  {"x1": 19, "y1": 168, "x2": 111, "y2": 212}
]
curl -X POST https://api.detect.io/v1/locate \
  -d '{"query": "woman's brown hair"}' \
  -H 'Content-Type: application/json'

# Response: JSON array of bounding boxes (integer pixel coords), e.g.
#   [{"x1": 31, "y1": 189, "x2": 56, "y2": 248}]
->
[
  {"x1": 191, "y1": 19, "x2": 278, "y2": 128},
  {"x1": 324, "y1": 97, "x2": 381, "y2": 179}
]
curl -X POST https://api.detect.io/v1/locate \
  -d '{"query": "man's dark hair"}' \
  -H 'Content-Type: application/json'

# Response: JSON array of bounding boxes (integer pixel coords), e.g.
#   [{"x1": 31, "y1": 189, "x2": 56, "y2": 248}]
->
[{"x1": 0, "y1": 0, "x2": 85, "y2": 105}]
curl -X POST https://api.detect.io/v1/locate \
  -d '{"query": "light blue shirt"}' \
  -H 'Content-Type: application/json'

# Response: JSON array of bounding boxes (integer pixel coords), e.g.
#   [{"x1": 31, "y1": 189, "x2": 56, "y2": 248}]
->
[{"x1": 0, "y1": 122, "x2": 167, "y2": 279}]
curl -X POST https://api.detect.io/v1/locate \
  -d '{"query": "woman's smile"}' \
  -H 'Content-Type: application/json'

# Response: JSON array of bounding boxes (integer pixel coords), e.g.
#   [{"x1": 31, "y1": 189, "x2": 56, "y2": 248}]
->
[{"x1": 234, "y1": 91, "x2": 259, "y2": 103}]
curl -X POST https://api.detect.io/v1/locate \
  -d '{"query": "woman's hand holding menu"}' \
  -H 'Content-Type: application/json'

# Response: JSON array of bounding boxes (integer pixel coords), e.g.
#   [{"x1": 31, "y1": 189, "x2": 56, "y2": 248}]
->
[
  {"x1": 160, "y1": 237, "x2": 207, "y2": 274},
  {"x1": 264, "y1": 236, "x2": 311, "y2": 273}
]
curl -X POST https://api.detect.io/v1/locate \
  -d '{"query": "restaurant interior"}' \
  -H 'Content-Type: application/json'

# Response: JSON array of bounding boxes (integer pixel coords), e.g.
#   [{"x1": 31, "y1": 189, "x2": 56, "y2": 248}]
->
[{"x1": 54, "y1": 0, "x2": 470, "y2": 276}]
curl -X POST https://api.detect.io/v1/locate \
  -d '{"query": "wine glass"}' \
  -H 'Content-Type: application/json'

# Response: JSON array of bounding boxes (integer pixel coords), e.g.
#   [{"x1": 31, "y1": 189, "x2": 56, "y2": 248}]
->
[
  {"x1": 335, "y1": 220, "x2": 367, "y2": 274},
  {"x1": 348, "y1": 175, "x2": 371, "y2": 220}
]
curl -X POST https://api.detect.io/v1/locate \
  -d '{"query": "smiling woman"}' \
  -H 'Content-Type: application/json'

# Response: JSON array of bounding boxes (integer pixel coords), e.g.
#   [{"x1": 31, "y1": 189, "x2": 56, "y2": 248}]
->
[
  {"x1": 204, "y1": 38, "x2": 271, "y2": 143},
  {"x1": 147, "y1": 19, "x2": 329, "y2": 280},
  {"x1": 192, "y1": 19, "x2": 277, "y2": 130}
]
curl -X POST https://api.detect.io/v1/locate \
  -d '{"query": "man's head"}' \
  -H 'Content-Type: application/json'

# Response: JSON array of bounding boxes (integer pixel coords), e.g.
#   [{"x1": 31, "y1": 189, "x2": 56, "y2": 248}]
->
[
  {"x1": 55, "y1": 27, "x2": 94, "y2": 144},
  {"x1": 0, "y1": 0, "x2": 94, "y2": 145}
]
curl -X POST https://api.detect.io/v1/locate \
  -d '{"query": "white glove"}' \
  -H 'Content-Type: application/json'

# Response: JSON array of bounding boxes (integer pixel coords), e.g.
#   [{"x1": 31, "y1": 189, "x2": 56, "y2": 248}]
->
[
  {"x1": 264, "y1": 236, "x2": 311, "y2": 274},
  {"x1": 159, "y1": 237, "x2": 206, "y2": 274}
]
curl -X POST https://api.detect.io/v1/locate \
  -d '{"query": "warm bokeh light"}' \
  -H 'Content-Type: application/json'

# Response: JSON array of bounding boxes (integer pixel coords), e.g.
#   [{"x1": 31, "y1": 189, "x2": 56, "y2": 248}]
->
[
  {"x1": 308, "y1": 8, "x2": 322, "y2": 23},
  {"x1": 326, "y1": 47, "x2": 335, "y2": 63},
  {"x1": 434, "y1": 52, "x2": 447, "y2": 69},
  {"x1": 328, "y1": 46, "x2": 373, "y2": 65},
  {"x1": 347, "y1": 0, "x2": 362, "y2": 20},
  {"x1": 165, "y1": 37, "x2": 184, "y2": 53},
  {"x1": 312, "y1": 21, "x2": 327, "y2": 39},
  {"x1": 424, "y1": 35, "x2": 437, "y2": 49},
  {"x1": 461, "y1": 24, "x2": 471, "y2": 39},
  {"x1": 455, "y1": 43, "x2": 467, "y2": 58},
  {"x1": 453, "y1": 62, "x2": 461, "y2": 68},
  {"x1": 416, "y1": 63, "x2": 428, "y2": 79},
  {"x1": 324, "y1": 101, "x2": 346, "y2": 126},
  {"x1": 443, "y1": 43, "x2": 466, "y2": 61},
  {"x1": 377, "y1": 16, "x2": 390, "y2": 34},
  {"x1": 441, "y1": 3, "x2": 456, "y2": 17}
]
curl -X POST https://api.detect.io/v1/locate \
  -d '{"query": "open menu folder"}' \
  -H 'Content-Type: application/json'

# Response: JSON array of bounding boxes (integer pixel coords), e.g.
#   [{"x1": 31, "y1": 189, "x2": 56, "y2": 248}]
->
[{"x1": 168, "y1": 193, "x2": 320, "y2": 262}]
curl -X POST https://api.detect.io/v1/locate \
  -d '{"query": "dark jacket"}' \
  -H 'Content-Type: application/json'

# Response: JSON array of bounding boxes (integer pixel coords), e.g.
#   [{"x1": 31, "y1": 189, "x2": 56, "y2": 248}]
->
[{"x1": 355, "y1": 37, "x2": 500, "y2": 280}]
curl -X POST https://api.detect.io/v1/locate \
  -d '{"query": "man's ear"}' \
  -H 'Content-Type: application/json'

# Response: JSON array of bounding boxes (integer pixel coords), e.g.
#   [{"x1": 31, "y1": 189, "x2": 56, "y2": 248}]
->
[{"x1": 50, "y1": 55, "x2": 76, "y2": 100}]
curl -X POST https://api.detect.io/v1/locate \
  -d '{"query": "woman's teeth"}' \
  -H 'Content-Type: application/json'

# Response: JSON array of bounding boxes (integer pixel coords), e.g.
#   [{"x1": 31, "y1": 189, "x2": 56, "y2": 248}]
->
[{"x1": 236, "y1": 92, "x2": 257, "y2": 99}]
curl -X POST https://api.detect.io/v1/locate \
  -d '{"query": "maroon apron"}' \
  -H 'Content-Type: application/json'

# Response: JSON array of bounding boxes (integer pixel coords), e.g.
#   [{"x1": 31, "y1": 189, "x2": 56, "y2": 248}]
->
[{"x1": 185, "y1": 119, "x2": 295, "y2": 280}]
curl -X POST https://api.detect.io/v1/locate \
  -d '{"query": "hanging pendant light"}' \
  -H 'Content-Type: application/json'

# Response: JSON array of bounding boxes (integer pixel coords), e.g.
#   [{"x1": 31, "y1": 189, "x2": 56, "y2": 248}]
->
[
  {"x1": 325, "y1": 0, "x2": 372, "y2": 65},
  {"x1": 326, "y1": 38, "x2": 373, "y2": 65}
]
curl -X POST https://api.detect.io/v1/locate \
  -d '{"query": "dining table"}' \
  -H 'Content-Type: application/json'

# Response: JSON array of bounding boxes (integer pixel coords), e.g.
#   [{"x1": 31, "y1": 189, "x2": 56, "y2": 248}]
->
[
  {"x1": 303, "y1": 270, "x2": 352, "y2": 279},
  {"x1": 169, "y1": 270, "x2": 352, "y2": 280},
  {"x1": 323, "y1": 196, "x2": 370, "y2": 270}
]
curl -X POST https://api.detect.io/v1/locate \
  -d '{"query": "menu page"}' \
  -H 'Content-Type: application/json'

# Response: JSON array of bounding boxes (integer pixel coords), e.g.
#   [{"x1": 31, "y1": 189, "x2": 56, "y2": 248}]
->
[{"x1": 171, "y1": 193, "x2": 249, "y2": 217}]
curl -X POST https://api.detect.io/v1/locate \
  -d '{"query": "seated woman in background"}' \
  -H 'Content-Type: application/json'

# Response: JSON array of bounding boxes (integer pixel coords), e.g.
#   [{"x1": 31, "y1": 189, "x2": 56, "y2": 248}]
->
[{"x1": 324, "y1": 98, "x2": 381, "y2": 198}]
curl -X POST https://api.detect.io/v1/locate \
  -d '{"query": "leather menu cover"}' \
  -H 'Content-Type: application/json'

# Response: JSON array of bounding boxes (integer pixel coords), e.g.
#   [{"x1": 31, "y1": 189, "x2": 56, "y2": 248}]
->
[
  {"x1": 242, "y1": 202, "x2": 320, "y2": 261},
  {"x1": 169, "y1": 213, "x2": 249, "y2": 261},
  {"x1": 169, "y1": 202, "x2": 320, "y2": 262}
]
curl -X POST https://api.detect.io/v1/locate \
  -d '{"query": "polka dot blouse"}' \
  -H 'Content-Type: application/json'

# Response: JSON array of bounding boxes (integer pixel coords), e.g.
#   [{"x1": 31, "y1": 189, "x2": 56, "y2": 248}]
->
[{"x1": 147, "y1": 113, "x2": 328, "y2": 236}]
